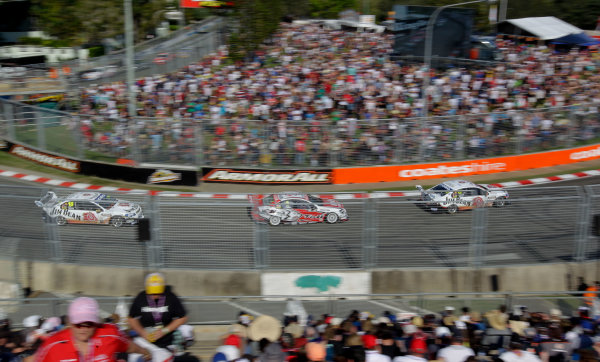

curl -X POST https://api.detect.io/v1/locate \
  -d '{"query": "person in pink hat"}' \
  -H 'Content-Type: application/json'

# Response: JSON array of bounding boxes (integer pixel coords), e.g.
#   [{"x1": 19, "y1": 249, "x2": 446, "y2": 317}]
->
[{"x1": 34, "y1": 297, "x2": 151, "y2": 362}]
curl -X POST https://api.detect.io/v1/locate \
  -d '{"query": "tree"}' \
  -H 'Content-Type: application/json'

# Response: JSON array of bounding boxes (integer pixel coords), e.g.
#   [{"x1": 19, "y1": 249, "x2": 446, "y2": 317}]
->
[
  {"x1": 308, "y1": 0, "x2": 357, "y2": 19},
  {"x1": 227, "y1": 0, "x2": 284, "y2": 61}
]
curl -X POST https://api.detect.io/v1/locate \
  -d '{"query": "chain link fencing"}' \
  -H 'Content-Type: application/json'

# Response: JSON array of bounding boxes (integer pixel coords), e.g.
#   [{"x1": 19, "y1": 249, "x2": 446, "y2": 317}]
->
[
  {"x1": 2, "y1": 98, "x2": 599, "y2": 168},
  {"x1": 0, "y1": 184, "x2": 598, "y2": 270},
  {"x1": 0, "y1": 292, "x2": 594, "y2": 328}
]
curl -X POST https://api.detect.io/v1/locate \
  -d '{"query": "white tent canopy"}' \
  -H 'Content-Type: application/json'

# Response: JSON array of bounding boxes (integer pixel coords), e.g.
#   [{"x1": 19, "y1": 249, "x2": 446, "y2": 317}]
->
[{"x1": 504, "y1": 16, "x2": 584, "y2": 40}]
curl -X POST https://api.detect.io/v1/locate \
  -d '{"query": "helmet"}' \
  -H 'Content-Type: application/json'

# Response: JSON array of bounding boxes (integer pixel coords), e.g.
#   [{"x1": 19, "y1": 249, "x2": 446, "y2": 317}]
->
[{"x1": 145, "y1": 273, "x2": 166, "y2": 294}]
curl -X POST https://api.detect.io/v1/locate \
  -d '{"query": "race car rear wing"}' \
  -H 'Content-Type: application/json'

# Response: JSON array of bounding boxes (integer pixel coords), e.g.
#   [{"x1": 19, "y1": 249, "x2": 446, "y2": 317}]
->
[{"x1": 34, "y1": 191, "x2": 58, "y2": 208}]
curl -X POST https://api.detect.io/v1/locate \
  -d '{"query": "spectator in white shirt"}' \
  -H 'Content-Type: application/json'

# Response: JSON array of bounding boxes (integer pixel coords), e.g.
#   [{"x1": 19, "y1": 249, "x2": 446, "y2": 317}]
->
[
  {"x1": 499, "y1": 342, "x2": 542, "y2": 362},
  {"x1": 437, "y1": 335, "x2": 475, "y2": 362}
]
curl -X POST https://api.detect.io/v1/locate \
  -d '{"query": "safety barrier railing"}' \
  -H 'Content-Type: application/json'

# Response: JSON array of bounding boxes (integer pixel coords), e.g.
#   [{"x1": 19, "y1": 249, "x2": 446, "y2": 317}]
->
[
  {"x1": 0, "y1": 291, "x2": 593, "y2": 327},
  {"x1": 1, "y1": 98, "x2": 599, "y2": 168}
]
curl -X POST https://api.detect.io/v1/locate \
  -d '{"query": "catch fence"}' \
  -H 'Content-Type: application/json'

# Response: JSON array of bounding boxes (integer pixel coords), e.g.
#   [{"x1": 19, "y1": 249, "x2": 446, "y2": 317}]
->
[
  {"x1": 0, "y1": 292, "x2": 592, "y2": 327},
  {"x1": 1, "y1": 98, "x2": 599, "y2": 168},
  {"x1": 0, "y1": 184, "x2": 598, "y2": 271}
]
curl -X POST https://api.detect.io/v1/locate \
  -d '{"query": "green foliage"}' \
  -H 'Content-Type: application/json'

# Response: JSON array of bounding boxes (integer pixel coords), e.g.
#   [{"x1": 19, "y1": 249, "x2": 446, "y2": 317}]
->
[
  {"x1": 227, "y1": 0, "x2": 284, "y2": 61},
  {"x1": 308, "y1": 0, "x2": 357, "y2": 19},
  {"x1": 88, "y1": 46, "x2": 105, "y2": 58},
  {"x1": 17, "y1": 37, "x2": 72, "y2": 47},
  {"x1": 18, "y1": 37, "x2": 44, "y2": 45}
]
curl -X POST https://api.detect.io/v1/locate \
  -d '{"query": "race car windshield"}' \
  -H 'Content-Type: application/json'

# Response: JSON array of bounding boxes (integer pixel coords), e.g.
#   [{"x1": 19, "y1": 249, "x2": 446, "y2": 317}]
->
[
  {"x1": 96, "y1": 194, "x2": 116, "y2": 201},
  {"x1": 97, "y1": 201, "x2": 117, "y2": 209}
]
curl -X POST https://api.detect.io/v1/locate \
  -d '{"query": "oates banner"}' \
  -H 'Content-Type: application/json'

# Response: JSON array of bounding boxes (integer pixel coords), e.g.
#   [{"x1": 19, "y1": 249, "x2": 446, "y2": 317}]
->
[
  {"x1": 202, "y1": 168, "x2": 332, "y2": 184},
  {"x1": 180, "y1": 0, "x2": 233, "y2": 8},
  {"x1": 333, "y1": 143, "x2": 600, "y2": 184}
]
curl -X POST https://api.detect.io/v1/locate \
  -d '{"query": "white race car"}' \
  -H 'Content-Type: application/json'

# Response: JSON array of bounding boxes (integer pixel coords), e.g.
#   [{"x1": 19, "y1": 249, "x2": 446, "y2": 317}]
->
[
  {"x1": 416, "y1": 180, "x2": 509, "y2": 214},
  {"x1": 35, "y1": 191, "x2": 144, "y2": 227},
  {"x1": 248, "y1": 191, "x2": 349, "y2": 226}
]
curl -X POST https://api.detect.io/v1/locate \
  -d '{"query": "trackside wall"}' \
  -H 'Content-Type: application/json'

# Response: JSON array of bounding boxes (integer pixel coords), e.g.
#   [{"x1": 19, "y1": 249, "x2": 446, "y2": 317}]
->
[{"x1": 0, "y1": 259, "x2": 594, "y2": 297}]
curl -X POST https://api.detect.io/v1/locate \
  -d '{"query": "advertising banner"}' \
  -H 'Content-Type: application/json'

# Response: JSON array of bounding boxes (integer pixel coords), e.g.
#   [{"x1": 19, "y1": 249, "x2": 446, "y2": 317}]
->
[
  {"x1": 201, "y1": 168, "x2": 332, "y2": 184},
  {"x1": 1, "y1": 141, "x2": 198, "y2": 185},
  {"x1": 261, "y1": 272, "x2": 371, "y2": 299},
  {"x1": 180, "y1": 0, "x2": 233, "y2": 8},
  {"x1": 332, "y1": 143, "x2": 600, "y2": 184},
  {"x1": 7, "y1": 142, "x2": 80, "y2": 172}
]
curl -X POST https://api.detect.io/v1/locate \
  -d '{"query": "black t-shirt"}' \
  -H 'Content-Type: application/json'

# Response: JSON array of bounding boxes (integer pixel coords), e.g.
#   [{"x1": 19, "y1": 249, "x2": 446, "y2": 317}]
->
[{"x1": 129, "y1": 290, "x2": 187, "y2": 348}]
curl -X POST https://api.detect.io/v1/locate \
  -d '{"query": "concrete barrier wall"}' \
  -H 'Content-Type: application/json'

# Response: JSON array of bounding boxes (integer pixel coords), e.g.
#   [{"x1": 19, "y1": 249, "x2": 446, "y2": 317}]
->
[
  {"x1": 371, "y1": 262, "x2": 595, "y2": 294},
  {"x1": 0, "y1": 259, "x2": 595, "y2": 297}
]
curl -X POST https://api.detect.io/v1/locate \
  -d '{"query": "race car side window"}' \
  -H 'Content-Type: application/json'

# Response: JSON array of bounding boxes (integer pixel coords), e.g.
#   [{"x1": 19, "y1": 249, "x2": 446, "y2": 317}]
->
[
  {"x1": 308, "y1": 195, "x2": 324, "y2": 205},
  {"x1": 263, "y1": 195, "x2": 274, "y2": 205},
  {"x1": 293, "y1": 200, "x2": 311, "y2": 210},
  {"x1": 75, "y1": 201, "x2": 96, "y2": 211}
]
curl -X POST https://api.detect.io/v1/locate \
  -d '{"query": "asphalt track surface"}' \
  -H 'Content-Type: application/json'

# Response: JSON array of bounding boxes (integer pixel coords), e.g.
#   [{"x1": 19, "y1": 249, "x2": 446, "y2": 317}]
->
[
  {"x1": 1, "y1": 168, "x2": 600, "y2": 325},
  {"x1": 1, "y1": 166, "x2": 599, "y2": 270}
]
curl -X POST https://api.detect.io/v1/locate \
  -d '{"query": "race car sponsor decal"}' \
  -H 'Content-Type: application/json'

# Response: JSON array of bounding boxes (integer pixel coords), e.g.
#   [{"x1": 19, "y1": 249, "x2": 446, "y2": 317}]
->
[
  {"x1": 147, "y1": 169, "x2": 182, "y2": 184},
  {"x1": 9, "y1": 144, "x2": 80, "y2": 172},
  {"x1": 83, "y1": 212, "x2": 98, "y2": 222},
  {"x1": 202, "y1": 169, "x2": 332, "y2": 184},
  {"x1": 181, "y1": 0, "x2": 234, "y2": 8},
  {"x1": 472, "y1": 196, "x2": 485, "y2": 208}
]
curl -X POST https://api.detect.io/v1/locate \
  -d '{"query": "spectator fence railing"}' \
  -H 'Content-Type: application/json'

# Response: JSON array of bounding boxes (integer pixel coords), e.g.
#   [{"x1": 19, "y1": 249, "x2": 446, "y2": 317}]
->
[
  {"x1": 1, "y1": 98, "x2": 599, "y2": 168},
  {"x1": 0, "y1": 291, "x2": 594, "y2": 327}
]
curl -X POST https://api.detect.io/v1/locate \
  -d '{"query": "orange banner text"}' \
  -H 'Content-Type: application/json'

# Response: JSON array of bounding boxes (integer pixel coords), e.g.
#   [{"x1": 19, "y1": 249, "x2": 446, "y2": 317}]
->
[{"x1": 332, "y1": 144, "x2": 600, "y2": 184}]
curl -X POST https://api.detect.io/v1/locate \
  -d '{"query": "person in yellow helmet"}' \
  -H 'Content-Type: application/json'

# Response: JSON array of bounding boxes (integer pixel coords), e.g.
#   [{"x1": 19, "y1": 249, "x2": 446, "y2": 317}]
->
[{"x1": 127, "y1": 273, "x2": 189, "y2": 353}]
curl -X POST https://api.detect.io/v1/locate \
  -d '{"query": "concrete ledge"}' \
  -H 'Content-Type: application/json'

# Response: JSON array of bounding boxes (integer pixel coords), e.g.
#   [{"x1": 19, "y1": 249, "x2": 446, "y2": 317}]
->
[{"x1": 0, "y1": 260, "x2": 595, "y2": 296}]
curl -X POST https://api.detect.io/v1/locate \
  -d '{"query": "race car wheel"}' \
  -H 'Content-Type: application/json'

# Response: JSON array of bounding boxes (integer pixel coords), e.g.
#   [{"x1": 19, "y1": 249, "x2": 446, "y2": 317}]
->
[
  {"x1": 110, "y1": 216, "x2": 124, "y2": 228},
  {"x1": 269, "y1": 216, "x2": 281, "y2": 226},
  {"x1": 55, "y1": 216, "x2": 67, "y2": 225},
  {"x1": 446, "y1": 204, "x2": 458, "y2": 214},
  {"x1": 325, "y1": 213, "x2": 339, "y2": 224},
  {"x1": 494, "y1": 197, "x2": 507, "y2": 207}
]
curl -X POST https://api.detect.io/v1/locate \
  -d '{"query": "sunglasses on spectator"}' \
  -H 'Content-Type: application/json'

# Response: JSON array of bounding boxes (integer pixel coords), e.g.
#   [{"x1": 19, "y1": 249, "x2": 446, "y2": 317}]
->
[{"x1": 74, "y1": 322, "x2": 97, "y2": 329}]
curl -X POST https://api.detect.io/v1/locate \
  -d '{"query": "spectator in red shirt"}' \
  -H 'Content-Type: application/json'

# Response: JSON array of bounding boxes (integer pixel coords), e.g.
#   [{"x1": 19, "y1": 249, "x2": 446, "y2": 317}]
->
[{"x1": 34, "y1": 297, "x2": 151, "y2": 362}]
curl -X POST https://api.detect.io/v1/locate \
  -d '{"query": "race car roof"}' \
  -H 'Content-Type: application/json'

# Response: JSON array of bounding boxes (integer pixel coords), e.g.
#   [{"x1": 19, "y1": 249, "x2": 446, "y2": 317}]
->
[
  {"x1": 66, "y1": 192, "x2": 111, "y2": 201},
  {"x1": 437, "y1": 180, "x2": 479, "y2": 190}
]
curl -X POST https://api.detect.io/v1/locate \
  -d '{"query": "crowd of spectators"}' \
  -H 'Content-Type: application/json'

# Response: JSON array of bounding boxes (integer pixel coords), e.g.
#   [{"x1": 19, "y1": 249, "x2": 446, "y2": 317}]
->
[
  {"x1": 213, "y1": 303, "x2": 600, "y2": 362},
  {"x1": 71, "y1": 22, "x2": 600, "y2": 166},
  {"x1": 1, "y1": 296, "x2": 600, "y2": 361}
]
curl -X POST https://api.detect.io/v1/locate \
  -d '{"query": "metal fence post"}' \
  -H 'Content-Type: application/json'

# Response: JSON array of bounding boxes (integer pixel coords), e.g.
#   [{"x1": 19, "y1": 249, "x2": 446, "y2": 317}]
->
[
  {"x1": 45, "y1": 220, "x2": 63, "y2": 263},
  {"x1": 469, "y1": 207, "x2": 487, "y2": 269},
  {"x1": 253, "y1": 222, "x2": 269, "y2": 269},
  {"x1": 575, "y1": 187, "x2": 593, "y2": 262},
  {"x1": 72, "y1": 115, "x2": 84, "y2": 159},
  {"x1": 35, "y1": 109, "x2": 46, "y2": 150},
  {"x1": 514, "y1": 111, "x2": 525, "y2": 154},
  {"x1": 2, "y1": 101, "x2": 16, "y2": 140},
  {"x1": 362, "y1": 198, "x2": 377, "y2": 268},
  {"x1": 147, "y1": 194, "x2": 163, "y2": 270},
  {"x1": 567, "y1": 106, "x2": 578, "y2": 149},
  {"x1": 195, "y1": 119, "x2": 204, "y2": 166},
  {"x1": 457, "y1": 115, "x2": 466, "y2": 161}
]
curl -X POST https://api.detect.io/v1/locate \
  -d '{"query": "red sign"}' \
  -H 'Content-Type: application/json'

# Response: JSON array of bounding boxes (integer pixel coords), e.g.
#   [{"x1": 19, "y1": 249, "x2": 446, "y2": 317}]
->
[{"x1": 180, "y1": 0, "x2": 234, "y2": 8}]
